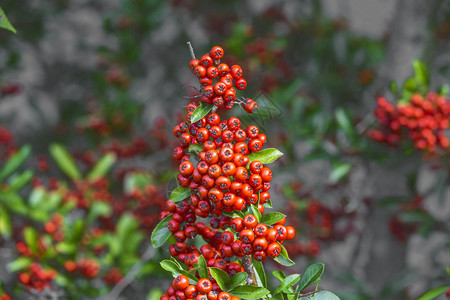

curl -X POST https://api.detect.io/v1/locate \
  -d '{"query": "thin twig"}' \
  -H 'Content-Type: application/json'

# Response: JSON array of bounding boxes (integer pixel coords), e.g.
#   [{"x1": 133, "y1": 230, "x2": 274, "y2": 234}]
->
[
  {"x1": 186, "y1": 41, "x2": 196, "y2": 60},
  {"x1": 241, "y1": 255, "x2": 257, "y2": 286}
]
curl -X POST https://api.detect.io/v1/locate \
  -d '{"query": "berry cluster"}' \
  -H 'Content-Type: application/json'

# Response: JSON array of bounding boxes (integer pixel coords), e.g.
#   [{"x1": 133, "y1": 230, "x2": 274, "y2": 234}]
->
[
  {"x1": 188, "y1": 46, "x2": 257, "y2": 113},
  {"x1": 159, "y1": 45, "x2": 295, "y2": 300},
  {"x1": 369, "y1": 93, "x2": 450, "y2": 154},
  {"x1": 18, "y1": 263, "x2": 56, "y2": 292},
  {"x1": 162, "y1": 275, "x2": 240, "y2": 300},
  {"x1": 64, "y1": 258, "x2": 100, "y2": 279}
]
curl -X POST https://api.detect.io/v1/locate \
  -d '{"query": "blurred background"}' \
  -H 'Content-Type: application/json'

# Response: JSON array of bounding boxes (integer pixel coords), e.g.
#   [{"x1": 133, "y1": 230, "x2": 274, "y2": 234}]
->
[{"x1": 0, "y1": 0, "x2": 449, "y2": 299}]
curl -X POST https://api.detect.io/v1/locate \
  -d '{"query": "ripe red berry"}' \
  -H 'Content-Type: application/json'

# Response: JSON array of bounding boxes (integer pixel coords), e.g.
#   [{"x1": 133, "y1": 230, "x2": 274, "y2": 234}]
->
[
  {"x1": 210, "y1": 46, "x2": 224, "y2": 60},
  {"x1": 197, "y1": 278, "x2": 213, "y2": 294},
  {"x1": 267, "y1": 242, "x2": 281, "y2": 257},
  {"x1": 173, "y1": 274, "x2": 189, "y2": 290}
]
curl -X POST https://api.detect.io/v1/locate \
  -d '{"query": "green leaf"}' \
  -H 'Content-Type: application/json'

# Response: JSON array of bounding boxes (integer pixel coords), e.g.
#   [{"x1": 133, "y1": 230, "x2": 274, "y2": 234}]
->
[
  {"x1": 8, "y1": 170, "x2": 33, "y2": 191},
  {"x1": 329, "y1": 162, "x2": 352, "y2": 183},
  {"x1": 273, "y1": 243, "x2": 295, "y2": 266},
  {"x1": 29, "y1": 187, "x2": 46, "y2": 208},
  {"x1": 23, "y1": 227, "x2": 38, "y2": 252},
  {"x1": 124, "y1": 172, "x2": 152, "y2": 194},
  {"x1": 229, "y1": 272, "x2": 248, "y2": 290},
  {"x1": 55, "y1": 242, "x2": 76, "y2": 254},
  {"x1": 209, "y1": 267, "x2": 230, "y2": 291},
  {"x1": 247, "y1": 148, "x2": 283, "y2": 165},
  {"x1": 117, "y1": 214, "x2": 139, "y2": 242},
  {"x1": 251, "y1": 204, "x2": 261, "y2": 223},
  {"x1": 272, "y1": 270, "x2": 287, "y2": 282},
  {"x1": 302, "y1": 291, "x2": 340, "y2": 300},
  {"x1": 295, "y1": 262, "x2": 325, "y2": 298},
  {"x1": 88, "y1": 202, "x2": 112, "y2": 222},
  {"x1": 0, "y1": 206, "x2": 12, "y2": 238},
  {"x1": 229, "y1": 285, "x2": 270, "y2": 299},
  {"x1": 412, "y1": 60, "x2": 429, "y2": 89},
  {"x1": 188, "y1": 144, "x2": 204, "y2": 154},
  {"x1": 169, "y1": 186, "x2": 193, "y2": 203},
  {"x1": 86, "y1": 152, "x2": 116, "y2": 181},
  {"x1": 261, "y1": 212, "x2": 286, "y2": 225},
  {"x1": 0, "y1": 6, "x2": 17, "y2": 34},
  {"x1": 197, "y1": 255, "x2": 208, "y2": 279},
  {"x1": 253, "y1": 258, "x2": 268, "y2": 288},
  {"x1": 335, "y1": 108, "x2": 356, "y2": 143},
  {"x1": 274, "y1": 274, "x2": 301, "y2": 294},
  {"x1": 0, "y1": 145, "x2": 31, "y2": 181},
  {"x1": 8, "y1": 257, "x2": 32, "y2": 272},
  {"x1": 151, "y1": 214, "x2": 173, "y2": 248},
  {"x1": 160, "y1": 260, "x2": 198, "y2": 283},
  {"x1": 191, "y1": 103, "x2": 212, "y2": 124},
  {"x1": 49, "y1": 144, "x2": 82, "y2": 180}
]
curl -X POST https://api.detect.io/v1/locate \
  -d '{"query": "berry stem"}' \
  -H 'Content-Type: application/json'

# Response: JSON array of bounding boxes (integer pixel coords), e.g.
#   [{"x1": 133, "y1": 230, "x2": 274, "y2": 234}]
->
[
  {"x1": 186, "y1": 41, "x2": 196, "y2": 60},
  {"x1": 242, "y1": 255, "x2": 257, "y2": 286}
]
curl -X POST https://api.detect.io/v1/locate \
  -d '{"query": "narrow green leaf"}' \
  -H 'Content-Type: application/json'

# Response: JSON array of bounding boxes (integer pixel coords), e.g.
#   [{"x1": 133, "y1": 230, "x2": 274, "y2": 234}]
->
[
  {"x1": 160, "y1": 260, "x2": 198, "y2": 283},
  {"x1": 229, "y1": 272, "x2": 248, "y2": 290},
  {"x1": 223, "y1": 210, "x2": 245, "y2": 219},
  {"x1": 247, "y1": 148, "x2": 283, "y2": 165},
  {"x1": 8, "y1": 170, "x2": 33, "y2": 191},
  {"x1": 169, "y1": 186, "x2": 193, "y2": 203},
  {"x1": 209, "y1": 267, "x2": 230, "y2": 291},
  {"x1": 273, "y1": 243, "x2": 295, "y2": 266},
  {"x1": 229, "y1": 285, "x2": 270, "y2": 299},
  {"x1": 191, "y1": 103, "x2": 212, "y2": 124},
  {"x1": 251, "y1": 204, "x2": 261, "y2": 223},
  {"x1": 0, "y1": 144, "x2": 31, "y2": 181},
  {"x1": 8, "y1": 257, "x2": 32, "y2": 272},
  {"x1": 253, "y1": 258, "x2": 268, "y2": 288},
  {"x1": 272, "y1": 270, "x2": 287, "y2": 282},
  {"x1": 412, "y1": 60, "x2": 429, "y2": 89},
  {"x1": 55, "y1": 242, "x2": 76, "y2": 254},
  {"x1": 261, "y1": 212, "x2": 286, "y2": 225},
  {"x1": 0, "y1": 206, "x2": 12, "y2": 238},
  {"x1": 0, "y1": 6, "x2": 17, "y2": 33},
  {"x1": 302, "y1": 291, "x2": 340, "y2": 300},
  {"x1": 197, "y1": 255, "x2": 208, "y2": 279},
  {"x1": 117, "y1": 214, "x2": 139, "y2": 242},
  {"x1": 274, "y1": 274, "x2": 301, "y2": 295},
  {"x1": 329, "y1": 162, "x2": 352, "y2": 183},
  {"x1": 295, "y1": 263, "x2": 325, "y2": 298},
  {"x1": 335, "y1": 108, "x2": 356, "y2": 143},
  {"x1": 49, "y1": 144, "x2": 82, "y2": 180},
  {"x1": 86, "y1": 152, "x2": 116, "y2": 181},
  {"x1": 23, "y1": 227, "x2": 38, "y2": 252},
  {"x1": 417, "y1": 285, "x2": 448, "y2": 300},
  {"x1": 151, "y1": 214, "x2": 173, "y2": 248},
  {"x1": 29, "y1": 187, "x2": 46, "y2": 208}
]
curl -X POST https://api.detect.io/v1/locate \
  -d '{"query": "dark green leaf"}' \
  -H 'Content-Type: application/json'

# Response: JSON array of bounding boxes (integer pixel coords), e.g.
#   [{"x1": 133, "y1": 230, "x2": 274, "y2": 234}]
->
[
  {"x1": 151, "y1": 214, "x2": 173, "y2": 248},
  {"x1": 253, "y1": 258, "x2": 268, "y2": 288},
  {"x1": 261, "y1": 212, "x2": 286, "y2": 225},
  {"x1": 191, "y1": 103, "x2": 212, "y2": 124},
  {"x1": 274, "y1": 274, "x2": 301, "y2": 294},
  {"x1": 160, "y1": 260, "x2": 198, "y2": 283},
  {"x1": 335, "y1": 108, "x2": 356, "y2": 143},
  {"x1": 49, "y1": 144, "x2": 82, "y2": 180},
  {"x1": 169, "y1": 186, "x2": 193, "y2": 203},
  {"x1": 197, "y1": 255, "x2": 208, "y2": 279},
  {"x1": 0, "y1": 144, "x2": 31, "y2": 181},
  {"x1": 209, "y1": 267, "x2": 230, "y2": 291},
  {"x1": 8, "y1": 257, "x2": 32, "y2": 272},
  {"x1": 247, "y1": 148, "x2": 284, "y2": 165},
  {"x1": 329, "y1": 162, "x2": 352, "y2": 183},
  {"x1": 229, "y1": 285, "x2": 270, "y2": 299},
  {"x1": 86, "y1": 152, "x2": 116, "y2": 181},
  {"x1": 302, "y1": 291, "x2": 340, "y2": 300},
  {"x1": 295, "y1": 262, "x2": 325, "y2": 298},
  {"x1": 0, "y1": 6, "x2": 17, "y2": 33},
  {"x1": 273, "y1": 243, "x2": 295, "y2": 266},
  {"x1": 229, "y1": 272, "x2": 248, "y2": 290}
]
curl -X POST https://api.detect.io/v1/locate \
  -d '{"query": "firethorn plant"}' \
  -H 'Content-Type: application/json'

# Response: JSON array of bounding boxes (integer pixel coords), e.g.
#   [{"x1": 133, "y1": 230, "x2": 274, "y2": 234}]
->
[{"x1": 151, "y1": 43, "x2": 340, "y2": 300}]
